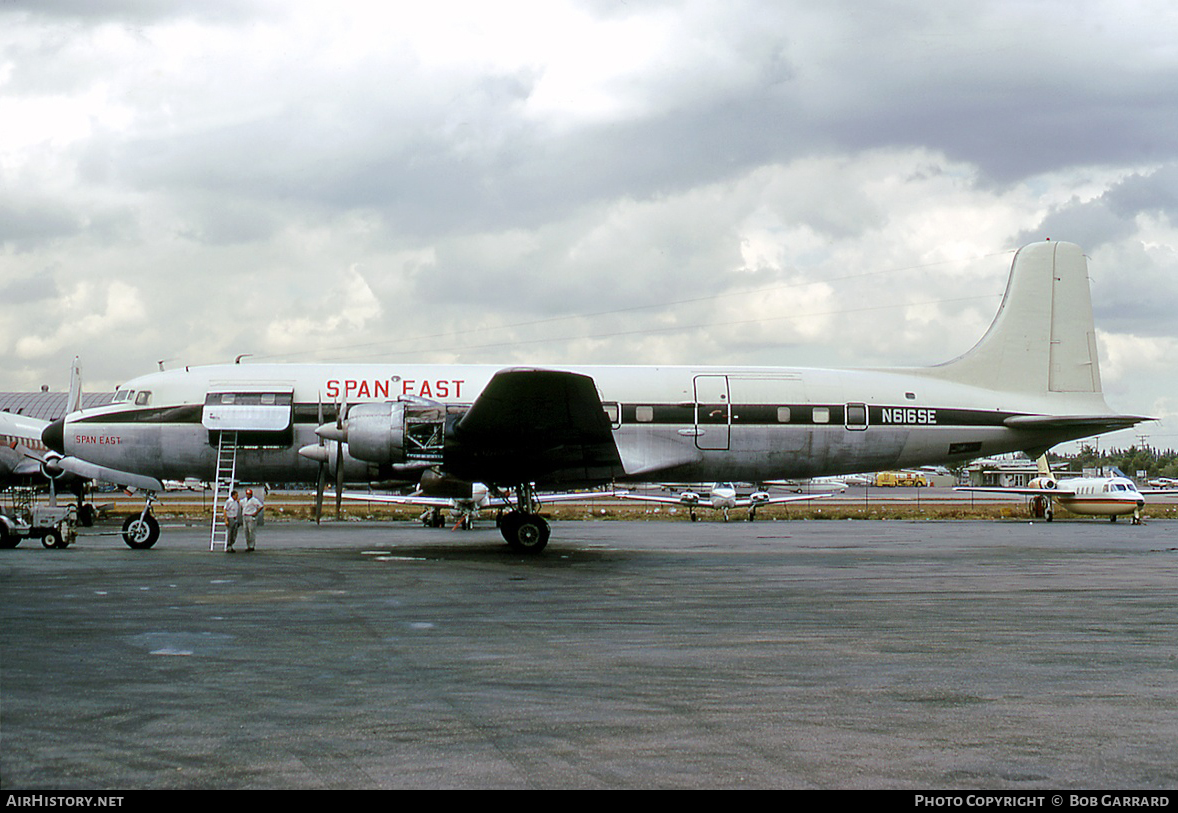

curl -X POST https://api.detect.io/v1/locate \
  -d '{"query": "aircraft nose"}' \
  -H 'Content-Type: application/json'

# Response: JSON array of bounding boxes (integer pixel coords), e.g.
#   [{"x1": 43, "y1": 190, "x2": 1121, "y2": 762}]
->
[{"x1": 42, "y1": 417, "x2": 65, "y2": 454}]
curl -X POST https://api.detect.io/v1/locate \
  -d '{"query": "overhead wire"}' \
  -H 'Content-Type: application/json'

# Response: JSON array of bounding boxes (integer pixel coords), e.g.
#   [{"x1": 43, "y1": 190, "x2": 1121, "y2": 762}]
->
[{"x1": 247, "y1": 249, "x2": 1014, "y2": 364}]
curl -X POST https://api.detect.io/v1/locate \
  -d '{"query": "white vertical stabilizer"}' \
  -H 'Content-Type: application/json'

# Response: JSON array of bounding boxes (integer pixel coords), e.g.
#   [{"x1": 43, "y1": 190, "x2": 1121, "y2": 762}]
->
[
  {"x1": 925, "y1": 241, "x2": 1102, "y2": 395},
  {"x1": 67, "y1": 356, "x2": 83, "y2": 414}
]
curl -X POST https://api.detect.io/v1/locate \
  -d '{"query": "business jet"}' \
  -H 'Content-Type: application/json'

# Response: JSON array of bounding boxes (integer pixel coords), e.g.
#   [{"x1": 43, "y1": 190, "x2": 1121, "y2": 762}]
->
[
  {"x1": 955, "y1": 456, "x2": 1178, "y2": 523},
  {"x1": 622, "y1": 482, "x2": 829, "y2": 521},
  {"x1": 36, "y1": 241, "x2": 1147, "y2": 552}
]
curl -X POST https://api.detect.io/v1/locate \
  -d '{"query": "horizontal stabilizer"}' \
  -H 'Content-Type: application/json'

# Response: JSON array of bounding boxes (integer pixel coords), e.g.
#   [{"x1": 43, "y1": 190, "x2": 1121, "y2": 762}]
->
[{"x1": 1002, "y1": 414, "x2": 1150, "y2": 432}]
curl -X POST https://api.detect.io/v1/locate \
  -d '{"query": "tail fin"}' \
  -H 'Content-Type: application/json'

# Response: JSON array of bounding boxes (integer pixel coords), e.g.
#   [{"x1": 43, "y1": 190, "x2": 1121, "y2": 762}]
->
[
  {"x1": 67, "y1": 356, "x2": 83, "y2": 415},
  {"x1": 1036, "y1": 454, "x2": 1053, "y2": 478},
  {"x1": 924, "y1": 241, "x2": 1102, "y2": 394}
]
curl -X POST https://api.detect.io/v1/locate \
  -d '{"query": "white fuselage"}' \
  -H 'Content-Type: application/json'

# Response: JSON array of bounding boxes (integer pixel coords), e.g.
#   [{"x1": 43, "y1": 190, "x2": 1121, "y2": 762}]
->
[
  {"x1": 1030, "y1": 475, "x2": 1147, "y2": 518},
  {"x1": 55, "y1": 361, "x2": 1113, "y2": 487}
]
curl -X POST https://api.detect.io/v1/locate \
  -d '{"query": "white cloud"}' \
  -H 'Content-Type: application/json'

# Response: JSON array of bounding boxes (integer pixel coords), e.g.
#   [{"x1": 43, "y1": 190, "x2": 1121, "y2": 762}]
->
[{"x1": 0, "y1": 0, "x2": 1174, "y2": 439}]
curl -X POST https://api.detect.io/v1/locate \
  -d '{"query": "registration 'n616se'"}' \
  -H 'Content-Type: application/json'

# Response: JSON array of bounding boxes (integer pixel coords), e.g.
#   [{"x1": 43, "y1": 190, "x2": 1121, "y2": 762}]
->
[{"x1": 879, "y1": 408, "x2": 937, "y2": 425}]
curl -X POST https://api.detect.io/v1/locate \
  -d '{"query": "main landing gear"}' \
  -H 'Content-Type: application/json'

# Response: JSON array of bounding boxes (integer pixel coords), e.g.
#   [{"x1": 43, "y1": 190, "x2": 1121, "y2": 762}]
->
[{"x1": 494, "y1": 484, "x2": 550, "y2": 553}]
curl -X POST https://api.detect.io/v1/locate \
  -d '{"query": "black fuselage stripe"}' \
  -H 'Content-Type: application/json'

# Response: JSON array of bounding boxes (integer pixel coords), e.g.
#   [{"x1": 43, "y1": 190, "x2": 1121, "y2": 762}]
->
[{"x1": 70, "y1": 403, "x2": 1017, "y2": 428}]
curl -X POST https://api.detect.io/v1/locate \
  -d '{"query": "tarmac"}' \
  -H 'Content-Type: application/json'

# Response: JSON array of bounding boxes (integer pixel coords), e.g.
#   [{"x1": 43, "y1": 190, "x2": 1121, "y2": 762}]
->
[{"x1": 2, "y1": 514, "x2": 1177, "y2": 790}]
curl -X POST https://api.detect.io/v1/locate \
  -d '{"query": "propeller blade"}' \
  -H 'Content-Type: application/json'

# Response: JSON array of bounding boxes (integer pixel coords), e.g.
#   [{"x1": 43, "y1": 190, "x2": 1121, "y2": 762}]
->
[
  {"x1": 334, "y1": 397, "x2": 347, "y2": 519},
  {"x1": 315, "y1": 461, "x2": 327, "y2": 524},
  {"x1": 315, "y1": 395, "x2": 325, "y2": 524}
]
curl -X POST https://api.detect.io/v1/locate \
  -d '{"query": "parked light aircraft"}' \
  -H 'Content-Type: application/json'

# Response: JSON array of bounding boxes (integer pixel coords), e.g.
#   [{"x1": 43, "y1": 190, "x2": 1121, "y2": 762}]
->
[
  {"x1": 622, "y1": 482, "x2": 829, "y2": 521},
  {"x1": 956, "y1": 455, "x2": 1177, "y2": 524},
  {"x1": 765, "y1": 477, "x2": 850, "y2": 494},
  {"x1": 0, "y1": 361, "x2": 164, "y2": 535},
  {"x1": 36, "y1": 241, "x2": 1147, "y2": 552}
]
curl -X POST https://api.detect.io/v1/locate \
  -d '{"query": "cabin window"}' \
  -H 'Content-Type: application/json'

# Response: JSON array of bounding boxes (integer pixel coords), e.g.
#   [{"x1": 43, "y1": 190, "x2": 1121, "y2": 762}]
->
[
  {"x1": 845, "y1": 402, "x2": 868, "y2": 430},
  {"x1": 635, "y1": 405, "x2": 654, "y2": 423},
  {"x1": 602, "y1": 402, "x2": 619, "y2": 425},
  {"x1": 261, "y1": 393, "x2": 276, "y2": 406},
  {"x1": 221, "y1": 393, "x2": 236, "y2": 405},
  {"x1": 813, "y1": 407, "x2": 830, "y2": 424},
  {"x1": 777, "y1": 407, "x2": 791, "y2": 423}
]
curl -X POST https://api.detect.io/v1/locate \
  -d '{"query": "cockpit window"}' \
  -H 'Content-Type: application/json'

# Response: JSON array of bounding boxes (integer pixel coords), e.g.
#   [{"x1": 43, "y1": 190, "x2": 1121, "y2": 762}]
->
[
  {"x1": 113, "y1": 390, "x2": 132, "y2": 403},
  {"x1": 135, "y1": 391, "x2": 151, "y2": 406}
]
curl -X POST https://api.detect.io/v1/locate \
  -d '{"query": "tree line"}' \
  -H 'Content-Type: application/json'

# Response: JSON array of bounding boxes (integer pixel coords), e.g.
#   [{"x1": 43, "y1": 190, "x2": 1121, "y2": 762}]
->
[{"x1": 1050, "y1": 445, "x2": 1178, "y2": 480}]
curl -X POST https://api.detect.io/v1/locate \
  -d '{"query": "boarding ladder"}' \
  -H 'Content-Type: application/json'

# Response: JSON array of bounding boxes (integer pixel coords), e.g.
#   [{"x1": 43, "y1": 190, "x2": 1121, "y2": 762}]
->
[{"x1": 209, "y1": 431, "x2": 239, "y2": 551}]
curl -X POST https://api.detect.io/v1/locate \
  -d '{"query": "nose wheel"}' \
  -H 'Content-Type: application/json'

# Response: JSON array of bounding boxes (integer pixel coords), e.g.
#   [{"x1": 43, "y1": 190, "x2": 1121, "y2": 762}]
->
[{"x1": 122, "y1": 495, "x2": 161, "y2": 549}]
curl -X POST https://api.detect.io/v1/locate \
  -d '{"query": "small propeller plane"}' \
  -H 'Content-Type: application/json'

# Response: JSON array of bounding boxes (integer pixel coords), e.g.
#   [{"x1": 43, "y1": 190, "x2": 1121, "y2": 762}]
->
[
  {"x1": 955, "y1": 455, "x2": 1178, "y2": 524},
  {"x1": 621, "y1": 482, "x2": 830, "y2": 521},
  {"x1": 32, "y1": 241, "x2": 1149, "y2": 552}
]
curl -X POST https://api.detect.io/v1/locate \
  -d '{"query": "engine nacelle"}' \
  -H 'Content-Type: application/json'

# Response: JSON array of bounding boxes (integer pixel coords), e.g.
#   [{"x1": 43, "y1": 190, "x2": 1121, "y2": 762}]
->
[
  {"x1": 40, "y1": 453, "x2": 67, "y2": 480},
  {"x1": 344, "y1": 402, "x2": 408, "y2": 464},
  {"x1": 343, "y1": 400, "x2": 448, "y2": 465}
]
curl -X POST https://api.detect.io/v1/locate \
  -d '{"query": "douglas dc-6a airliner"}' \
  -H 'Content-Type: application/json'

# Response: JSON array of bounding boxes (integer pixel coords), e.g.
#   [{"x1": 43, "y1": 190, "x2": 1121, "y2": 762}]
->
[{"x1": 33, "y1": 241, "x2": 1147, "y2": 551}]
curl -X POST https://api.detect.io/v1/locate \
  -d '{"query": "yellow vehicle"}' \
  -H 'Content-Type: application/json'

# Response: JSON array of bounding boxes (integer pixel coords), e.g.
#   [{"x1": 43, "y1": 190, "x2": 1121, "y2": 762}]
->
[{"x1": 874, "y1": 471, "x2": 928, "y2": 488}]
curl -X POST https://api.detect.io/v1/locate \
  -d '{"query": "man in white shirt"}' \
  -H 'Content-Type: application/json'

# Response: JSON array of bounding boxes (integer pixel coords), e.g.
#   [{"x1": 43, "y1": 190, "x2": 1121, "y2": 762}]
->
[
  {"x1": 243, "y1": 488, "x2": 264, "y2": 551},
  {"x1": 223, "y1": 490, "x2": 242, "y2": 553}
]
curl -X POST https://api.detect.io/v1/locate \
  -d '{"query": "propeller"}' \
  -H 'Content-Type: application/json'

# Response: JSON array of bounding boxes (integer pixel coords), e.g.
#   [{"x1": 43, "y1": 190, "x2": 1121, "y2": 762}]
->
[
  {"x1": 335, "y1": 396, "x2": 347, "y2": 519},
  {"x1": 314, "y1": 396, "x2": 326, "y2": 524},
  {"x1": 301, "y1": 395, "x2": 350, "y2": 522}
]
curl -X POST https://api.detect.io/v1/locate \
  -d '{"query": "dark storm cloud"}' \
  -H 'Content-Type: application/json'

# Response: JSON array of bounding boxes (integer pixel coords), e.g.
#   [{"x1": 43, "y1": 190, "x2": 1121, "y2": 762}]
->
[{"x1": 1015, "y1": 164, "x2": 1178, "y2": 250}]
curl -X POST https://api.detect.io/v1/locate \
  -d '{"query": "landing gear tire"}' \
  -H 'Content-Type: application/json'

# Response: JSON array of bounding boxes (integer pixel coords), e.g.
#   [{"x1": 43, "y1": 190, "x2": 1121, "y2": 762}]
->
[
  {"x1": 122, "y1": 513, "x2": 160, "y2": 549},
  {"x1": 500, "y1": 511, "x2": 550, "y2": 553},
  {"x1": 78, "y1": 503, "x2": 96, "y2": 527},
  {"x1": 0, "y1": 524, "x2": 17, "y2": 549},
  {"x1": 41, "y1": 529, "x2": 68, "y2": 549}
]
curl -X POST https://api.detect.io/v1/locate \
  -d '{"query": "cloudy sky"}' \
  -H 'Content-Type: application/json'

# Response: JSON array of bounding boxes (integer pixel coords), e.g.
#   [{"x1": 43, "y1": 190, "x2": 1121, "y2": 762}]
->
[{"x1": 2, "y1": 0, "x2": 1175, "y2": 451}]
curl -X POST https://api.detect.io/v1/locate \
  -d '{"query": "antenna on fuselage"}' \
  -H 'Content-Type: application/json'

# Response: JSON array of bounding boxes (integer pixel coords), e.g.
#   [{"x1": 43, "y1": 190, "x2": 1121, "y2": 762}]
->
[{"x1": 235, "y1": 354, "x2": 252, "y2": 365}]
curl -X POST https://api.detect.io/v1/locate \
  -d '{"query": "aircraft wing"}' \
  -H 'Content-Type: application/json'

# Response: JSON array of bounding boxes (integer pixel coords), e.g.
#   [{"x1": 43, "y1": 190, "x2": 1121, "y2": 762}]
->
[
  {"x1": 620, "y1": 493, "x2": 700, "y2": 506},
  {"x1": 0, "y1": 410, "x2": 51, "y2": 445},
  {"x1": 1, "y1": 443, "x2": 43, "y2": 478},
  {"x1": 341, "y1": 492, "x2": 459, "y2": 508},
  {"x1": 734, "y1": 493, "x2": 833, "y2": 507},
  {"x1": 954, "y1": 486, "x2": 1079, "y2": 498},
  {"x1": 621, "y1": 492, "x2": 831, "y2": 507},
  {"x1": 342, "y1": 490, "x2": 617, "y2": 509},
  {"x1": 447, "y1": 368, "x2": 623, "y2": 487},
  {"x1": 50, "y1": 455, "x2": 166, "y2": 493}
]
